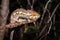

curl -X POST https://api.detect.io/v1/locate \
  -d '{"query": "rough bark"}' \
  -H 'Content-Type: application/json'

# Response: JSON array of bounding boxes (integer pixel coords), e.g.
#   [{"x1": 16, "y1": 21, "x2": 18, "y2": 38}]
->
[{"x1": 0, "y1": 0, "x2": 9, "y2": 40}]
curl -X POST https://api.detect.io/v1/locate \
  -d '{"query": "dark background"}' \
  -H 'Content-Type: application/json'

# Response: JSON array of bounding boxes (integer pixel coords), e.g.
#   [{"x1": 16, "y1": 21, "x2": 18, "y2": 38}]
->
[{"x1": 0, "y1": 0, "x2": 60, "y2": 40}]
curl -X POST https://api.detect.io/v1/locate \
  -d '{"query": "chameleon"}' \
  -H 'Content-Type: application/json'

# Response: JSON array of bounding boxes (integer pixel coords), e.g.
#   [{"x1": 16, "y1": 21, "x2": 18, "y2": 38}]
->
[
  {"x1": 5, "y1": 8, "x2": 40, "y2": 28},
  {"x1": 4, "y1": 8, "x2": 40, "y2": 40}
]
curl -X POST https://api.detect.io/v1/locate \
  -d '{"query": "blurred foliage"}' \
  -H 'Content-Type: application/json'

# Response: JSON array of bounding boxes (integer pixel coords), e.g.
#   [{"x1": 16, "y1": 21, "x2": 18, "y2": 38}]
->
[{"x1": 24, "y1": 24, "x2": 36, "y2": 33}]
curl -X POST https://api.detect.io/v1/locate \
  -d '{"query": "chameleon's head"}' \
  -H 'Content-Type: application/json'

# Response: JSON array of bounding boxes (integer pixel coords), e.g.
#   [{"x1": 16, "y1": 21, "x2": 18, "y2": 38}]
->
[
  {"x1": 26, "y1": 10, "x2": 40, "y2": 21},
  {"x1": 10, "y1": 8, "x2": 40, "y2": 23}
]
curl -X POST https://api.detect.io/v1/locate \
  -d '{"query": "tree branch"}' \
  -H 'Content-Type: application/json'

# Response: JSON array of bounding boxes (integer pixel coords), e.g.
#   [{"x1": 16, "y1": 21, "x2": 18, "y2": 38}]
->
[
  {"x1": 39, "y1": 22, "x2": 52, "y2": 40},
  {"x1": 27, "y1": 0, "x2": 35, "y2": 10},
  {"x1": 0, "y1": 0, "x2": 9, "y2": 40}
]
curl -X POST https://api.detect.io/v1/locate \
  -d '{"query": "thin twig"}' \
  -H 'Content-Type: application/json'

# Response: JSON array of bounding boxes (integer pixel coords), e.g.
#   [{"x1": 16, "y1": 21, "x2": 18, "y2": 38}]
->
[
  {"x1": 27, "y1": 0, "x2": 31, "y2": 6},
  {"x1": 31, "y1": 0, "x2": 34, "y2": 10},
  {"x1": 32, "y1": 0, "x2": 34, "y2": 5},
  {"x1": 39, "y1": 21, "x2": 52, "y2": 40},
  {"x1": 38, "y1": 3, "x2": 60, "y2": 40},
  {"x1": 33, "y1": 22, "x2": 36, "y2": 29},
  {"x1": 39, "y1": 9, "x2": 51, "y2": 38},
  {"x1": 39, "y1": 0, "x2": 51, "y2": 26},
  {"x1": 46, "y1": 9, "x2": 51, "y2": 18},
  {"x1": 47, "y1": 3, "x2": 60, "y2": 23},
  {"x1": 10, "y1": 30, "x2": 14, "y2": 40},
  {"x1": 53, "y1": 14, "x2": 56, "y2": 36},
  {"x1": 33, "y1": 22, "x2": 38, "y2": 40},
  {"x1": 27, "y1": 0, "x2": 35, "y2": 10}
]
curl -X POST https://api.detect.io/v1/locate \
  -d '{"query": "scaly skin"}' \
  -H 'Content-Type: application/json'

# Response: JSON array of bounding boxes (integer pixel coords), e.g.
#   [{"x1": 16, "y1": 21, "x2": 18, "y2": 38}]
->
[{"x1": 5, "y1": 8, "x2": 40, "y2": 28}]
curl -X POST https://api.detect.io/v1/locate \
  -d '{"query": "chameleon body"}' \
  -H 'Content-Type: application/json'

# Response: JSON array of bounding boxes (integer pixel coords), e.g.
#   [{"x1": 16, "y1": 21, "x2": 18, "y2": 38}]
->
[
  {"x1": 5, "y1": 8, "x2": 40, "y2": 28},
  {"x1": 10, "y1": 8, "x2": 40, "y2": 23}
]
